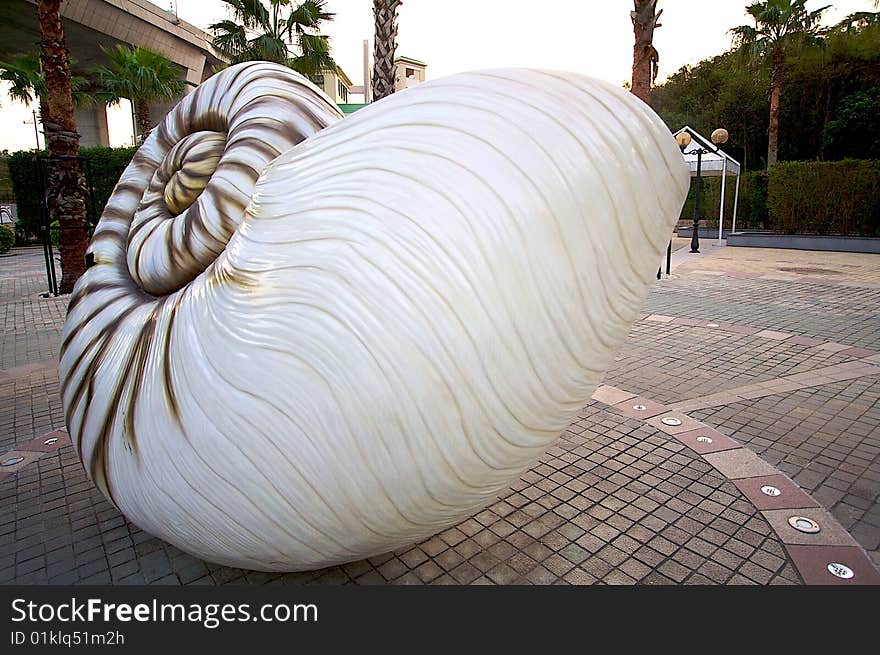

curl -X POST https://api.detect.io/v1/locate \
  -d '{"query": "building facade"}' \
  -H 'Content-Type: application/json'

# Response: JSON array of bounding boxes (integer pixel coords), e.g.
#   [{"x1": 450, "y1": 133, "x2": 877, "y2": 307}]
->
[{"x1": 393, "y1": 56, "x2": 427, "y2": 93}]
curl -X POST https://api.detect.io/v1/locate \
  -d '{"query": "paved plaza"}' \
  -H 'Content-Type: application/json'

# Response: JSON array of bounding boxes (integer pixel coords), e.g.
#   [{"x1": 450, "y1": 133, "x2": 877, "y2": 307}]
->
[{"x1": 1, "y1": 243, "x2": 879, "y2": 585}]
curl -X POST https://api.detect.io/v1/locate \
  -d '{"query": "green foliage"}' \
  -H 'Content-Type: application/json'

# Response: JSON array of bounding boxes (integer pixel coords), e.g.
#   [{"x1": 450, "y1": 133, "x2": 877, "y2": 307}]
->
[
  {"x1": 729, "y1": 0, "x2": 829, "y2": 59},
  {"x1": 0, "y1": 53, "x2": 106, "y2": 110},
  {"x1": 0, "y1": 224, "x2": 13, "y2": 254},
  {"x1": 822, "y1": 88, "x2": 880, "y2": 159},
  {"x1": 7, "y1": 146, "x2": 136, "y2": 241},
  {"x1": 0, "y1": 157, "x2": 12, "y2": 197},
  {"x1": 653, "y1": 52, "x2": 768, "y2": 170},
  {"x1": 95, "y1": 46, "x2": 184, "y2": 106},
  {"x1": 653, "y1": 20, "x2": 880, "y2": 170},
  {"x1": 678, "y1": 171, "x2": 769, "y2": 230},
  {"x1": 767, "y1": 160, "x2": 880, "y2": 235},
  {"x1": 49, "y1": 220, "x2": 59, "y2": 247},
  {"x1": 210, "y1": 0, "x2": 338, "y2": 78}
]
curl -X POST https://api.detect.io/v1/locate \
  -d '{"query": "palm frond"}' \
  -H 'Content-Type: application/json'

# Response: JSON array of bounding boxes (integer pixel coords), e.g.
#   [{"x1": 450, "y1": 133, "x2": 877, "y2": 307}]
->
[
  {"x1": 218, "y1": 0, "x2": 269, "y2": 30},
  {"x1": 94, "y1": 45, "x2": 184, "y2": 105},
  {"x1": 289, "y1": 32, "x2": 337, "y2": 78},
  {"x1": 0, "y1": 54, "x2": 43, "y2": 104},
  {"x1": 287, "y1": 0, "x2": 334, "y2": 37},
  {"x1": 210, "y1": 20, "x2": 250, "y2": 58}
]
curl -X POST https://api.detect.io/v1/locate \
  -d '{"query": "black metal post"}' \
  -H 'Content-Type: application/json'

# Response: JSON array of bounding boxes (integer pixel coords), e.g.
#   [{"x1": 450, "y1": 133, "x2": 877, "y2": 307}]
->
[
  {"x1": 690, "y1": 149, "x2": 703, "y2": 253},
  {"x1": 665, "y1": 240, "x2": 672, "y2": 275},
  {"x1": 34, "y1": 158, "x2": 58, "y2": 297}
]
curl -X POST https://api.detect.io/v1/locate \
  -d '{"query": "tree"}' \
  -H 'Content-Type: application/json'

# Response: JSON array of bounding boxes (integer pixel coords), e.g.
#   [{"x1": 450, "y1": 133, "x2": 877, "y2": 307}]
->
[
  {"x1": 630, "y1": 0, "x2": 662, "y2": 105},
  {"x1": 653, "y1": 17, "x2": 880, "y2": 169},
  {"x1": 210, "y1": 0, "x2": 337, "y2": 79},
  {"x1": 95, "y1": 45, "x2": 184, "y2": 144},
  {"x1": 36, "y1": 0, "x2": 88, "y2": 294},
  {"x1": 0, "y1": 53, "x2": 103, "y2": 145},
  {"x1": 822, "y1": 88, "x2": 880, "y2": 159},
  {"x1": 730, "y1": 0, "x2": 829, "y2": 166},
  {"x1": 372, "y1": 0, "x2": 402, "y2": 101}
]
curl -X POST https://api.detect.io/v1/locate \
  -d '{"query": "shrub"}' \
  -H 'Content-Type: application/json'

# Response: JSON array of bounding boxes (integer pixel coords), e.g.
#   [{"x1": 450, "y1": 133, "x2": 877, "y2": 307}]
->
[
  {"x1": 0, "y1": 224, "x2": 13, "y2": 254},
  {"x1": 7, "y1": 146, "x2": 137, "y2": 241},
  {"x1": 767, "y1": 160, "x2": 880, "y2": 236},
  {"x1": 678, "y1": 170, "x2": 768, "y2": 230}
]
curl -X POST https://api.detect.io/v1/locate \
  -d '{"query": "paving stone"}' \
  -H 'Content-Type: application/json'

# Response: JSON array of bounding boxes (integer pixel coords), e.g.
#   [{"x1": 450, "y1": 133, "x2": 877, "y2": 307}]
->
[{"x1": 10, "y1": 247, "x2": 880, "y2": 586}]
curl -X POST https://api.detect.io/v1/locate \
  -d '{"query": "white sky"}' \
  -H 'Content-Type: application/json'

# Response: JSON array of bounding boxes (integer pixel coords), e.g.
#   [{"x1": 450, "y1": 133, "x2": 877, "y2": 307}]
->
[{"x1": 0, "y1": 0, "x2": 874, "y2": 152}]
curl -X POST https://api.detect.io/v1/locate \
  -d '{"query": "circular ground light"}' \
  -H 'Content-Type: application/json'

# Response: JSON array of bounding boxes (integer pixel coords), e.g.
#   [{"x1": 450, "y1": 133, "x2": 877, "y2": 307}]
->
[
  {"x1": 827, "y1": 563, "x2": 854, "y2": 579},
  {"x1": 696, "y1": 436, "x2": 713, "y2": 444},
  {"x1": 661, "y1": 417, "x2": 682, "y2": 426},
  {"x1": 788, "y1": 516, "x2": 820, "y2": 534},
  {"x1": 761, "y1": 485, "x2": 781, "y2": 497},
  {"x1": 1, "y1": 456, "x2": 24, "y2": 467},
  {"x1": 707, "y1": 323, "x2": 720, "y2": 328},
  {"x1": 43, "y1": 437, "x2": 58, "y2": 446},
  {"x1": 632, "y1": 404, "x2": 647, "y2": 411}
]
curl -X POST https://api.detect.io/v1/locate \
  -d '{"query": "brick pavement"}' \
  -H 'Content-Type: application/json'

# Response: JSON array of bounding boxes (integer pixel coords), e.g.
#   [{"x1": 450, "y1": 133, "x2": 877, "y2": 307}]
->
[
  {"x1": 1, "y1": 245, "x2": 879, "y2": 585},
  {"x1": 644, "y1": 275, "x2": 880, "y2": 350},
  {"x1": 692, "y1": 378, "x2": 880, "y2": 566},
  {"x1": 0, "y1": 406, "x2": 799, "y2": 585}
]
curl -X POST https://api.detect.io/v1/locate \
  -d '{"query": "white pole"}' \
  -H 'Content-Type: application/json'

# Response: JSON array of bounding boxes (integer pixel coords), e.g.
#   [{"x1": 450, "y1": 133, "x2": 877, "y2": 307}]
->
[
  {"x1": 718, "y1": 157, "x2": 727, "y2": 244},
  {"x1": 363, "y1": 39, "x2": 372, "y2": 103},
  {"x1": 732, "y1": 173, "x2": 741, "y2": 234}
]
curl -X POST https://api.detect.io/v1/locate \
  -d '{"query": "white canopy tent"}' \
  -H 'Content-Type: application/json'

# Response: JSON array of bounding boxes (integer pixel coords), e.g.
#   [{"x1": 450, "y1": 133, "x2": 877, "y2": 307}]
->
[{"x1": 673, "y1": 126, "x2": 742, "y2": 242}]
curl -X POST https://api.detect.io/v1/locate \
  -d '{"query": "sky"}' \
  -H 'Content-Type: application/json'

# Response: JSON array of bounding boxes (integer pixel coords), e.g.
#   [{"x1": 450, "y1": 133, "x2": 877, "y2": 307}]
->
[{"x1": 0, "y1": 0, "x2": 875, "y2": 152}]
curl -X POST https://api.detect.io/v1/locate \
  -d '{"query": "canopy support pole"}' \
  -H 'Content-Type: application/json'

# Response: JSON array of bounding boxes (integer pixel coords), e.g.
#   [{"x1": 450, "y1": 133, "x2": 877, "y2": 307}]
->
[
  {"x1": 731, "y1": 173, "x2": 741, "y2": 234},
  {"x1": 717, "y1": 157, "x2": 727, "y2": 244}
]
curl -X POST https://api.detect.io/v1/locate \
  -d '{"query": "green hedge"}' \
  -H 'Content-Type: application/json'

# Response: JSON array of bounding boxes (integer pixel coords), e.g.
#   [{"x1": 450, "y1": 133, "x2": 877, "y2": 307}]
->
[
  {"x1": 767, "y1": 160, "x2": 880, "y2": 236},
  {"x1": 0, "y1": 224, "x2": 14, "y2": 254},
  {"x1": 7, "y1": 146, "x2": 137, "y2": 241},
  {"x1": 679, "y1": 171, "x2": 768, "y2": 230}
]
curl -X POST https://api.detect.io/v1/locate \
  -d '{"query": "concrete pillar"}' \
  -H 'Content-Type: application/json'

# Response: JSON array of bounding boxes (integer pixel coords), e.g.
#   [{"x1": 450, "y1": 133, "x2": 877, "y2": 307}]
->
[
  {"x1": 94, "y1": 104, "x2": 110, "y2": 146},
  {"x1": 73, "y1": 106, "x2": 107, "y2": 147}
]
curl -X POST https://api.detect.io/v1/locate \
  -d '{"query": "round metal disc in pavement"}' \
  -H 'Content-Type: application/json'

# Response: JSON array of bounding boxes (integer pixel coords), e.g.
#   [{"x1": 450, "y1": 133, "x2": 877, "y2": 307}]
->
[
  {"x1": 827, "y1": 563, "x2": 854, "y2": 579},
  {"x1": 788, "y1": 516, "x2": 820, "y2": 534}
]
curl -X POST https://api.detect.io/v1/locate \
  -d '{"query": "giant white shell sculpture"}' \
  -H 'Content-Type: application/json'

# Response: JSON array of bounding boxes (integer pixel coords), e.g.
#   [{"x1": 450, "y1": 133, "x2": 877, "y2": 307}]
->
[{"x1": 61, "y1": 62, "x2": 689, "y2": 571}]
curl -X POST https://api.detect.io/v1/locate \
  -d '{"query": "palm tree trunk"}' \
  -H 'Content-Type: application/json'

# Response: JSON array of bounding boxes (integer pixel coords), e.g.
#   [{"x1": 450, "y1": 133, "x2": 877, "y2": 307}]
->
[
  {"x1": 767, "y1": 46, "x2": 784, "y2": 167},
  {"x1": 372, "y1": 0, "x2": 402, "y2": 102},
  {"x1": 135, "y1": 98, "x2": 151, "y2": 143},
  {"x1": 631, "y1": 0, "x2": 660, "y2": 105},
  {"x1": 37, "y1": 0, "x2": 88, "y2": 294}
]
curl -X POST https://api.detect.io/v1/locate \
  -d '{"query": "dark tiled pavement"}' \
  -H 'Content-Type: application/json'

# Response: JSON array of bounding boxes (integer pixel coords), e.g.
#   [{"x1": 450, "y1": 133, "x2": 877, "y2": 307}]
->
[
  {"x1": 692, "y1": 378, "x2": 880, "y2": 566},
  {"x1": 0, "y1": 406, "x2": 799, "y2": 586},
  {"x1": 1, "y1": 245, "x2": 879, "y2": 584},
  {"x1": 644, "y1": 274, "x2": 880, "y2": 350}
]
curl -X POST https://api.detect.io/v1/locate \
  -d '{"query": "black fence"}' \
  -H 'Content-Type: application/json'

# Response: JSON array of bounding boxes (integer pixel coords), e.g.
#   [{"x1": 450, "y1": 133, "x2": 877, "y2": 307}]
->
[{"x1": 34, "y1": 155, "x2": 97, "y2": 297}]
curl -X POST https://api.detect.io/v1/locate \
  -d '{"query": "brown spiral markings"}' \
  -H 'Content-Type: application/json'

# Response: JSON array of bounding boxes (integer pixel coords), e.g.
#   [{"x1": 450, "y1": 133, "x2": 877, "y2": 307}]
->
[{"x1": 60, "y1": 62, "x2": 343, "y2": 501}]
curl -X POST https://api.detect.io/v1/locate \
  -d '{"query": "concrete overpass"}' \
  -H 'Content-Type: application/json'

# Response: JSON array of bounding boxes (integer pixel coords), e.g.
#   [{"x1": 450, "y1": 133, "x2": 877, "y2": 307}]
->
[{"x1": 1, "y1": 0, "x2": 226, "y2": 146}]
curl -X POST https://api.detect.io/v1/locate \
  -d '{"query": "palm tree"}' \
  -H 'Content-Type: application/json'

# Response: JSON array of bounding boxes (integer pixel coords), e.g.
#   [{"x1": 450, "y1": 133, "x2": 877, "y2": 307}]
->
[
  {"x1": 210, "y1": 0, "x2": 338, "y2": 79},
  {"x1": 36, "y1": 0, "x2": 88, "y2": 294},
  {"x1": 630, "y1": 0, "x2": 662, "y2": 105},
  {"x1": 372, "y1": 0, "x2": 402, "y2": 101},
  {"x1": 95, "y1": 45, "x2": 184, "y2": 144},
  {"x1": 731, "y1": 0, "x2": 829, "y2": 166},
  {"x1": 0, "y1": 53, "x2": 103, "y2": 145}
]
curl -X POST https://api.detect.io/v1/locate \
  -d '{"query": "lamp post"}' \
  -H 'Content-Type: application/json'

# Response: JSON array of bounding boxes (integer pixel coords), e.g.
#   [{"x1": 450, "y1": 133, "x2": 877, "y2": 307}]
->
[
  {"x1": 23, "y1": 110, "x2": 41, "y2": 150},
  {"x1": 677, "y1": 128, "x2": 728, "y2": 253}
]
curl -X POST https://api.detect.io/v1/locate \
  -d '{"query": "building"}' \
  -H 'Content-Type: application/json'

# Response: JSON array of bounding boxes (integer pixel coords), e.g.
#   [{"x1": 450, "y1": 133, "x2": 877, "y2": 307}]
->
[
  {"x1": 394, "y1": 56, "x2": 427, "y2": 93},
  {"x1": 0, "y1": 0, "x2": 225, "y2": 147},
  {"x1": 313, "y1": 67, "x2": 353, "y2": 105}
]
